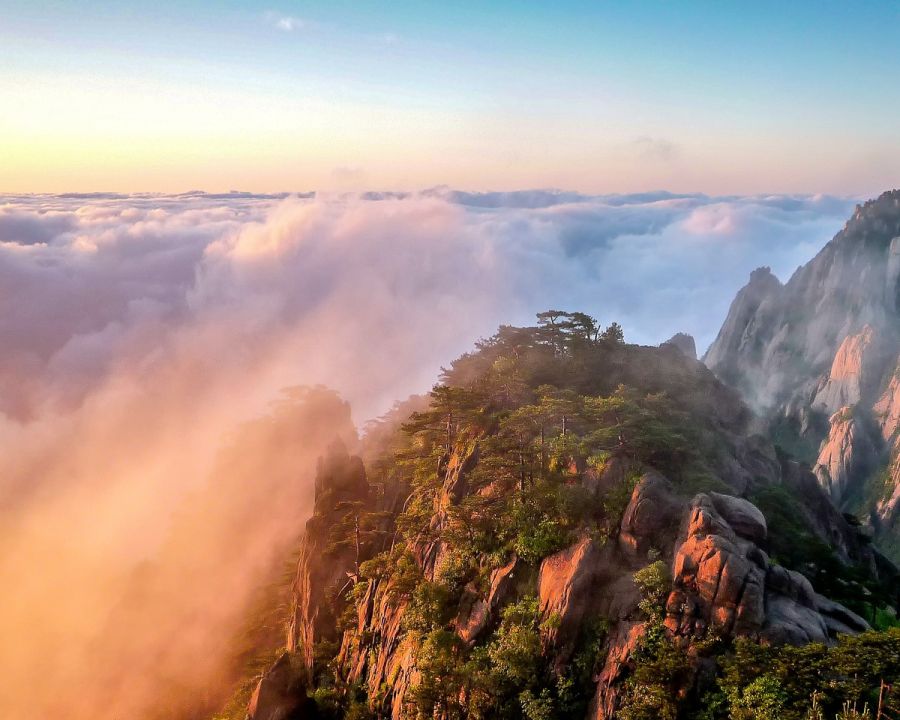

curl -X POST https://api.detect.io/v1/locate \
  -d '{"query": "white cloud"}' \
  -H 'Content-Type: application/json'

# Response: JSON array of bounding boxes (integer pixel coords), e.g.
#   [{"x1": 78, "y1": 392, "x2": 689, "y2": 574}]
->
[
  {"x1": 631, "y1": 135, "x2": 679, "y2": 162},
  {"x1": 264, "y1": 10, "x2": 306, "y2": 31}
]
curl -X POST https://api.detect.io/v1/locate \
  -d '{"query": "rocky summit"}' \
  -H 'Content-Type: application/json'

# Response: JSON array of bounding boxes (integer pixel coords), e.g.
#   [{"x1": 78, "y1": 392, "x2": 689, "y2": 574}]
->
[{"x1": 217, "y1": 197, "x2": 900, "y2": 720}]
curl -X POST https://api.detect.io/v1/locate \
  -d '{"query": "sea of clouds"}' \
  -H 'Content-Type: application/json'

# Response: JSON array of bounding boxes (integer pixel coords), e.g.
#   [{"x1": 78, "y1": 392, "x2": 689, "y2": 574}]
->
[
  {"x1": 0, "y1": 188, "x2": 856, "y2": 719},
  {"x1": 0, "y1": 188, "x2": 854, "y2": 423}
]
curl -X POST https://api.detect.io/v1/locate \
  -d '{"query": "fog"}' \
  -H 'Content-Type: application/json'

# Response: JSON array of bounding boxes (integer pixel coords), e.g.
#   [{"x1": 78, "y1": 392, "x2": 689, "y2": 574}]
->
[{"x1": 0, "y1": 189, "x2": 852, "y2": 719}]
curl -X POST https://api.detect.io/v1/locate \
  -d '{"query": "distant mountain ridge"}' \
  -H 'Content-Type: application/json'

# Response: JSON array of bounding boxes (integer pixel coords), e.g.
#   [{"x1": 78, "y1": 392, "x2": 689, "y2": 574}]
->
[{"x1": 705, "y1": 189, "x2": 900, "y2": 555}]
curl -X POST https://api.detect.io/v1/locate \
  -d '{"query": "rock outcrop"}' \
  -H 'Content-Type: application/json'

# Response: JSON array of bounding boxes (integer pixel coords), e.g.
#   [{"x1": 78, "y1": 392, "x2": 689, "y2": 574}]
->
[
  {"x1": 708, "y1": 492, "x2": 767, "y2": 544},
  {"x1": 455, "y1": 554, "x2": 522, "y2": 644},
  {"x1": 812, "y1": 326, "x2": 882, "y2": 416},
  {"x1": 663, "y1": 489, "x2": 853, "y2": 645},
  {"x1": 589, "y1": 621, "x2": 645, "y2": 720},
  {"x1": 702, "y1": 266, "x2": 784, "y2": 399},
  {"x1": 329, "y1": 438, "x2": 488, "y2": 717},
  {"x1": 280, "y1": 432, "x2": 884, "y2": 720},
  {"x1": 330, "y1": 463, "x2": 842, "y2": 720},
  {"x1": 875, "y1": 360, "x2": 900, "y2": 442},
  {"x1": 814, "y1": 593, "x2": 871, "y2": 637},
  {"x1": 337, "y1": 575, "x2": 415, "y2": 720},
  {"x1": 592, "y1": 477, "x2": 870, "y2": 719},
  {"x1": 661, "y1": 332, "x2": 698, "y2": 360},
  {"x1": 874, "y1": 360, "x2": 900, "y2": 524},
  {"x1": 618, "y1": 471, "x2": 683, "y2": 558},
  {"x1": 538, "y1": 536, "x2": 606, "y2": 664}
]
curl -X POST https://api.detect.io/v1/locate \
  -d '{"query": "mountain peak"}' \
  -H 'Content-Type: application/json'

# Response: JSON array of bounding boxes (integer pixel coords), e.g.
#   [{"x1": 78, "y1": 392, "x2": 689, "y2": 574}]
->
[
  {"x1": 661, "y1": 332, "x2": 697, "y2": 360},
  {"x1": 747, "y1": 265, "x2": 783, "y2": 290},
  {"x1": 841, "y1": 189, "x2": 900, "y2": 246},
  {"x1": 858, "y1": 188, "x2": 900, "y2": 213},
  {"x1": 749, "y1": 264, "x2": 775, "y2": 279}
]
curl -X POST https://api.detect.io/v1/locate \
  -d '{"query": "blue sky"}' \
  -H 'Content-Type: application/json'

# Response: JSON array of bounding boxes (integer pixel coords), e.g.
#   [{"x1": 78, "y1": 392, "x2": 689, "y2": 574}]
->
[{"x1": 1, "y1": 1, "x2": 898, "y2": 193}]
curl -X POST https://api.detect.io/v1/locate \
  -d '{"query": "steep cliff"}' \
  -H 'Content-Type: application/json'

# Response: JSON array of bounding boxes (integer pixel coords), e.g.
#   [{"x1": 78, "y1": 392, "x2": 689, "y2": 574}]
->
[
  {"x1": 705, "y1": 190, "x2": 900, "y2": 556},
  {"x1": 286, "y1": 439, "x2": 371, "y2": 672}
]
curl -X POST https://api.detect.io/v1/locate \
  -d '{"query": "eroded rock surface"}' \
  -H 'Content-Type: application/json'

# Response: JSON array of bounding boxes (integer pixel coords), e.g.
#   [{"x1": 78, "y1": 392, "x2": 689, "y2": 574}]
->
[
  {"x1": 875, "y1": 359, "x2": 900, "y2": 442},
  {"x1": 247, "y1": 653, "x2": 314, "y2": 720},
  {"x1": 456, "y1": 554, "x2": 522, "y2": 644},
  {"x1": 588, "y1": 621, "x2": 646, "y2": 720},
  {"x1": 874, "y1": 358, "x2": 900, "y2": 524},
  {"x1": 814, "y1": 408, "x2": 878, "y2": 503},
  {"x1": 539, "y1": 536, "x2": 605, "y2": 663},
  {"x1": 812, "y1": 325, "x2": 881, "y2": 416},
  {"x1": 662, "y1": 490, "x2": 865, "y2": 646},
  {"x1": 618, "y1": 471, "x2": 684, "y2": 559},
  {"x1": 591, "y1": 478, "x2": 871, "y2": 719},
  {"x1": 666, "y1": 493, "x2": 768, "y2": 638}
]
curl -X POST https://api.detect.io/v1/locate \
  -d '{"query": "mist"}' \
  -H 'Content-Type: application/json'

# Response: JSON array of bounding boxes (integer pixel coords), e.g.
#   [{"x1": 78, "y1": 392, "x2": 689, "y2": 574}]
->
[{"x1": 0, "y1": 189, "x2": 853, "y2": 719}]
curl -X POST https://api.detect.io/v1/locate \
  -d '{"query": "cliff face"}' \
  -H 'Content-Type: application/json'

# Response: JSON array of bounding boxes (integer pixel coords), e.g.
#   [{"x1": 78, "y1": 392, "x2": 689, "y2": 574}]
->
[
  {"x1": 286, "y1": 439, "x2": 370, "y2": 671},
  {"x1": 875, "y1": 362, "x2": 900, "y2": 528},
  {"x1": 812, "y1": 407, "x2": 878, "y2": 504},
  {"x1": 702, "y1": 266, "x2": 786, "y2": 398},
  {"x1": 705, "y1": 190, "x2": 900, "y2": 553}
]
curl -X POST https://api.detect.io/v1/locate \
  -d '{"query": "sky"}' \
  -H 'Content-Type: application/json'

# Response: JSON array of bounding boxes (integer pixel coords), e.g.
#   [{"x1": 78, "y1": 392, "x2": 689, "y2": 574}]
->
[
  {"x1": 0, "y1": 7, "x2": 895, "y2": 716},
  {"x1": 1, "y1": 1, "x2": 898, "y2": 194}
]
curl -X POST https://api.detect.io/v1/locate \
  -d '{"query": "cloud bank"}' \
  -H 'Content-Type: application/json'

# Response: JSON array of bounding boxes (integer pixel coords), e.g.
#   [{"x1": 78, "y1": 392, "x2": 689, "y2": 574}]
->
[
  {"x1": 0, "y1": 188, "x2": 854, "y2": 422},
  {"x1": 0, "y1": 189, "x2": 854, "y2": 719}
]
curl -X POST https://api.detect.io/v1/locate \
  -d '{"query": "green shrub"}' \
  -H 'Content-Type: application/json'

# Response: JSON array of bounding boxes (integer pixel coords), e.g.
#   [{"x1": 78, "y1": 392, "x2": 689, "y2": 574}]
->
[
  {"x1": 633, "y1": 560, "x2": 671, "y2": 619},
  {"x1": 714, "y1": 630, "x2": 900, "y2": 720},
  {"x1": 618, "y1": 623, "x2": 691, "y2": 720},
  {"x1": 408, "y1": 629, "x2": 467, "y2": 719},
  {"x1": 402, "y1": 580, "x2": 454, "y2": 634},
  {"x1": 726, "y1": 674, "x2": 787, "y2": 720}
]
